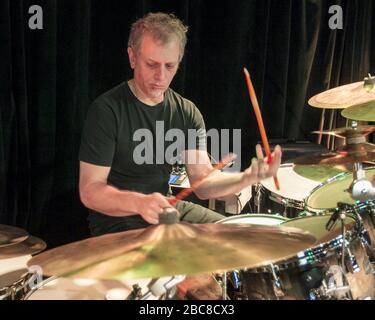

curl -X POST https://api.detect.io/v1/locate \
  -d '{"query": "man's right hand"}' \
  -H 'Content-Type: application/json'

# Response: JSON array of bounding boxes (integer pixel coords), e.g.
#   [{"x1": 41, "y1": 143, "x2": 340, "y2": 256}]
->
[{"x1": 136, "y1": 192, "x2": 173, "y2": 224}]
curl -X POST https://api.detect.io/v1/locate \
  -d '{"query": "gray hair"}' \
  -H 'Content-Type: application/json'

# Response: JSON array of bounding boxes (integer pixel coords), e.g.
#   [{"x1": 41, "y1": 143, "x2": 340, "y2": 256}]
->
[{"x1": 128, "y1": 12, "x2": 188, "y2": 61}]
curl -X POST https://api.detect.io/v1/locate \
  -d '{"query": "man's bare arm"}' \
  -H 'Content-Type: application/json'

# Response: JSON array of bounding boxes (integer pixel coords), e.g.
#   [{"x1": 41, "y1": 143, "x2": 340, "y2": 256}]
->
[
  {"x1": 79, "y1": 161, "x2": 171, "y2": 224},
  {"x1": 183, "y1": 145, "x2": 282, "y2": 200}
]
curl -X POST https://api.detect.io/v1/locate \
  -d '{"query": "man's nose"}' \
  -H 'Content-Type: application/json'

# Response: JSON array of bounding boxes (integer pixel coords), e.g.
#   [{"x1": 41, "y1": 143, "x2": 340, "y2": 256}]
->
[{"x1": 155, "y1": 66, "x2": 166, "y2": 81}]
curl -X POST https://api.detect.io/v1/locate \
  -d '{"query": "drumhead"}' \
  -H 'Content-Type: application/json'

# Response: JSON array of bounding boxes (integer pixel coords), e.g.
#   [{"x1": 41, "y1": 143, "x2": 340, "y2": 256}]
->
[
  {"x1": 306, "y1": 167, "x2": 375, "y2": 211},
  {"x1": 281, "y1": 214, "x2": 356, "y2": 246},
  {"x1": 261, "y1": 165, "x2": 321, "y2": 202},
  {"x1": 217, "y1": 214, "x2": 289, "y2": 225}
]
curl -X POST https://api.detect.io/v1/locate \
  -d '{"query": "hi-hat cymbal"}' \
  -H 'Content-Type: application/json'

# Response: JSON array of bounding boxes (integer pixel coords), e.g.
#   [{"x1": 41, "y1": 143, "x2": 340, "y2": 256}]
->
[
  {"x1": 341, "y1": 101, "x2": 375, "y2": 122},
  {"x1": 308, "y1": 81, "x2": 375, "y2": 109},
  {"x1": 293, "y1": 142, "x2": 375, "y2": 166},
  {"x1": 312, "y1": 125, "x2": 375, "y2": 139},
  {"x1": 28, "y1": 223, "x2": 316, "y2": 280},
  {"x1": 0, "y1": 225, "x2": 29, "y2": 248},
  {"x1": 0, "y1": 236, "x2": 46, "y2": 259}
]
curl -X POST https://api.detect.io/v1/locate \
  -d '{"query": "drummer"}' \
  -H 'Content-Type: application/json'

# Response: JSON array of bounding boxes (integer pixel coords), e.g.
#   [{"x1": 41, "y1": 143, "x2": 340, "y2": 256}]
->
[{"x1": 78, "y1": 12, "x2": 282, "y2": 236}]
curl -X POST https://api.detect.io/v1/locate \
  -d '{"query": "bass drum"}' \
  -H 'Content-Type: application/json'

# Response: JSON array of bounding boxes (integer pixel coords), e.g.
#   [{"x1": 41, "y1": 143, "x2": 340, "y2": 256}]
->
[{"x1": 257, "y1": 165, "x2": 321, "y2": 218}]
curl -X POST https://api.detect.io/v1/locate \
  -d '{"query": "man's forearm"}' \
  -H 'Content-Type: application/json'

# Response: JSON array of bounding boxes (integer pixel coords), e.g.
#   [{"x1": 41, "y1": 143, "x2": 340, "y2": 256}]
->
[
  {"x1": 80, "y1": 182, "x2": 144, "y2": 217},
  {"x1": 193, "y1": 171, "x2": 249, "y2": 200}
]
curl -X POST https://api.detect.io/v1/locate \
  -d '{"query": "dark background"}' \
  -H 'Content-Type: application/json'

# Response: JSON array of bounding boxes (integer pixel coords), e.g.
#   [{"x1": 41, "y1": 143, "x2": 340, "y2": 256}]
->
[{"x1": 1, "y1": 0, "x2": 374, "y2": 248}]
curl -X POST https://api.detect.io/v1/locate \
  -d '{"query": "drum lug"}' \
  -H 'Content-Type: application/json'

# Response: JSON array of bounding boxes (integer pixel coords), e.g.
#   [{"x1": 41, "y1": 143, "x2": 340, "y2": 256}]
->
[
  {"x1": 344, "y1": 252, "x2": 360, "y2": 274},
  {"x1": 269, "y1": 264, "x2": 285, "y2": 297}
]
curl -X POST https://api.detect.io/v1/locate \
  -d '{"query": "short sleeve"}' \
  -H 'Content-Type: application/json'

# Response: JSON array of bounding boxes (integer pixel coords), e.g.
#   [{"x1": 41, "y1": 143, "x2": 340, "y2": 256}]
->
[
  {"x1": 185, "y1": 103, "x2": 207, "y2": 151},
  {"x1": 79, "y1": 100, "x2": 118, "y2": 166}
]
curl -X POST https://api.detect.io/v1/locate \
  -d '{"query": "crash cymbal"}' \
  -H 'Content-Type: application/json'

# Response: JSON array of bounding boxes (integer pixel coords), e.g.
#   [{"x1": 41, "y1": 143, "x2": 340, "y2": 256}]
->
[
  {"x1": 312, "y1": 125, "x2": 375, "y2": 139},
  {"x1": 0, "y1": 236, "x2": 46, "y2": 259},
  {"x1": 341, "y1": 100, "x2": 375, "y2": 122},
  {"x1": 0, "y1": 225, "x2": 29, "y2": 248},
  {"x1": 308, "y1": 81, "x2": 375, "y2": 109},
  {"x1": 28, "y1": 223, "x2": 316, "y2": 280}
]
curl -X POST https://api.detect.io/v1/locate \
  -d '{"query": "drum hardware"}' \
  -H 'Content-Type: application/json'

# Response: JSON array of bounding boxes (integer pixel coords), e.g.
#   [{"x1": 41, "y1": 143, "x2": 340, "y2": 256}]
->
[
  {"x1": 269, "y1": 263, "x2": 284, "y2": 298},
  {"x1": 310, "y1": 266, "x2": 352, "y2": 300},
  {"x1": 253, "y1": 183, "x2": 263, "y2": 213},
  {"x1": 128, "y1": 275, "x2": 186, "y2": 300}
]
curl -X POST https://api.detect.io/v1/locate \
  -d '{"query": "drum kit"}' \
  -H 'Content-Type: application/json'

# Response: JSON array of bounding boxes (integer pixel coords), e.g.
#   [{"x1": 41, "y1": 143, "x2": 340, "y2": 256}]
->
[
  {"x1": 1, "y1": 79, "x2": 375, "y2": 300},
  {"x1": 0, "y1": 225, "x2": 46, "y2": 300}
]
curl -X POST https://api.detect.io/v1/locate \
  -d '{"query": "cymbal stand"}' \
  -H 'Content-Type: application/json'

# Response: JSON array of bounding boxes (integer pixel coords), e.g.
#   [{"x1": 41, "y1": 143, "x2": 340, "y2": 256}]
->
[
  {"x1": 253, "y1": 183, "x2": 263, "y2": 213},
  {"x1": 323, "y1": 204, "x2": 354, "y2": 299}
]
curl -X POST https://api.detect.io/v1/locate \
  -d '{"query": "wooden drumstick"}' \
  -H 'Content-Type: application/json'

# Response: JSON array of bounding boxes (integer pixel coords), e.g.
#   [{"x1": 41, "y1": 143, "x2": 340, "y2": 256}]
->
[
  {"x1": 243, "y1": 67, "x2": 280, "y2": 190},
  {"x1": 168, "y1": 153, "x2": 236, "y2": 206}
]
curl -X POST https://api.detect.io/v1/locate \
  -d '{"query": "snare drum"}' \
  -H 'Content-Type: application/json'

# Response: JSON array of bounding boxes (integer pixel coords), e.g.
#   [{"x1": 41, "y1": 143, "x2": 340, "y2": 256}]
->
[
  {"x1": 238, "y1": 214, "x2": 375, "y2": 300},
  {"x1": 306, "y1": 167, "x2": 375, "y2": 256},
  {"x1": 258, "y1": 165, "x2": 321, "y2": 218}
]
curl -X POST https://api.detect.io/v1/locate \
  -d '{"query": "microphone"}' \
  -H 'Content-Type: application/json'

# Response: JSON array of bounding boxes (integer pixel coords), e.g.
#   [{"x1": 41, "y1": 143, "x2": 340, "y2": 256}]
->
[{"x1": 325, "y1": 203, "x2": 351, "y2": 231}]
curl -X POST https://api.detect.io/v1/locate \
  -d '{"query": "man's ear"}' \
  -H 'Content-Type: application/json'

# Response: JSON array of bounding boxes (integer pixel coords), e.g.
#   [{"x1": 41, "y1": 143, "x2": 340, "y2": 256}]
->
[{"x1": 127, "y1": 47, "x2": 136, "y2": 69}]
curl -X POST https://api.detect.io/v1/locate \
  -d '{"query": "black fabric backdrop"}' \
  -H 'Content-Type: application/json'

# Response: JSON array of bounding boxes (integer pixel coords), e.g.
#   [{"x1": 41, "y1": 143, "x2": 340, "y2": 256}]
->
[{"x1": 1, "y1": 0, "x2": 374, "y2": 248}]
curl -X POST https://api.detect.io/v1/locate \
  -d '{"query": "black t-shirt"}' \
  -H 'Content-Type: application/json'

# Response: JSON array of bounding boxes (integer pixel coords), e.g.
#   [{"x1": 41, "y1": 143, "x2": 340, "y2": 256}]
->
[{"x1": 79, "y1": 81, "x2": 205, "y2": 229}]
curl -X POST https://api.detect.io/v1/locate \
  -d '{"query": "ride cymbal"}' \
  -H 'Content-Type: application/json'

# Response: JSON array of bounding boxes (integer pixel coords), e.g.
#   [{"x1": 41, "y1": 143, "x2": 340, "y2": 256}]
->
[
  {"x1": 28, "y1": 223, "x2": 316, "y2": 280},
  {"x1": 0, "y1": 225, "x2": 29, "y2": 248},
  {"x1": 308, "y1": 81, "x2": 375, "y2": 109}
]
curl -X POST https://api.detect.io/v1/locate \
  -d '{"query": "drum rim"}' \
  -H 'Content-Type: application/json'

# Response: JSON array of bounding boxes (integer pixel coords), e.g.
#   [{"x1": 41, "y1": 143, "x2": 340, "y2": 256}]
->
[
  {"x1": 216, "y1": 213, "x2": 289, "y2": 224},
  {"x1": 304, "y1": 166, "x2": 375, "y2": 211},
  {"x1": 23, "y1": 276, "x2": 58, "y2": 300}
]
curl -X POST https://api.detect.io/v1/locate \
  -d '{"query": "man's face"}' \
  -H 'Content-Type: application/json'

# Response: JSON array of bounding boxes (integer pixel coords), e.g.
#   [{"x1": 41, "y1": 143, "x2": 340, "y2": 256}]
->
[{"x1": 128, "y1": 33, "x2": 180, "y2": 101}]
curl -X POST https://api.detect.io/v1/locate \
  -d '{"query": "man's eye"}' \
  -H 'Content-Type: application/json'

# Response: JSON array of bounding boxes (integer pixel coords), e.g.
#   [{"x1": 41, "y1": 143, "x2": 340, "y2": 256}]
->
[
  {"x1": 147, "y1": 63, "x2": 157, "y2": 68},
  {"x1": 166, "y1": 65, "x2": 175, "y2": 69}
]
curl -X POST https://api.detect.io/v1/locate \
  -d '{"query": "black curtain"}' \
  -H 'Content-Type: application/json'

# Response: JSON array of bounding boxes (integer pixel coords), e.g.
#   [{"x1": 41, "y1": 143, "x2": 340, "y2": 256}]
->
[{"x1": 1, "y1": 0, "x2": 374, "y2": 248}]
